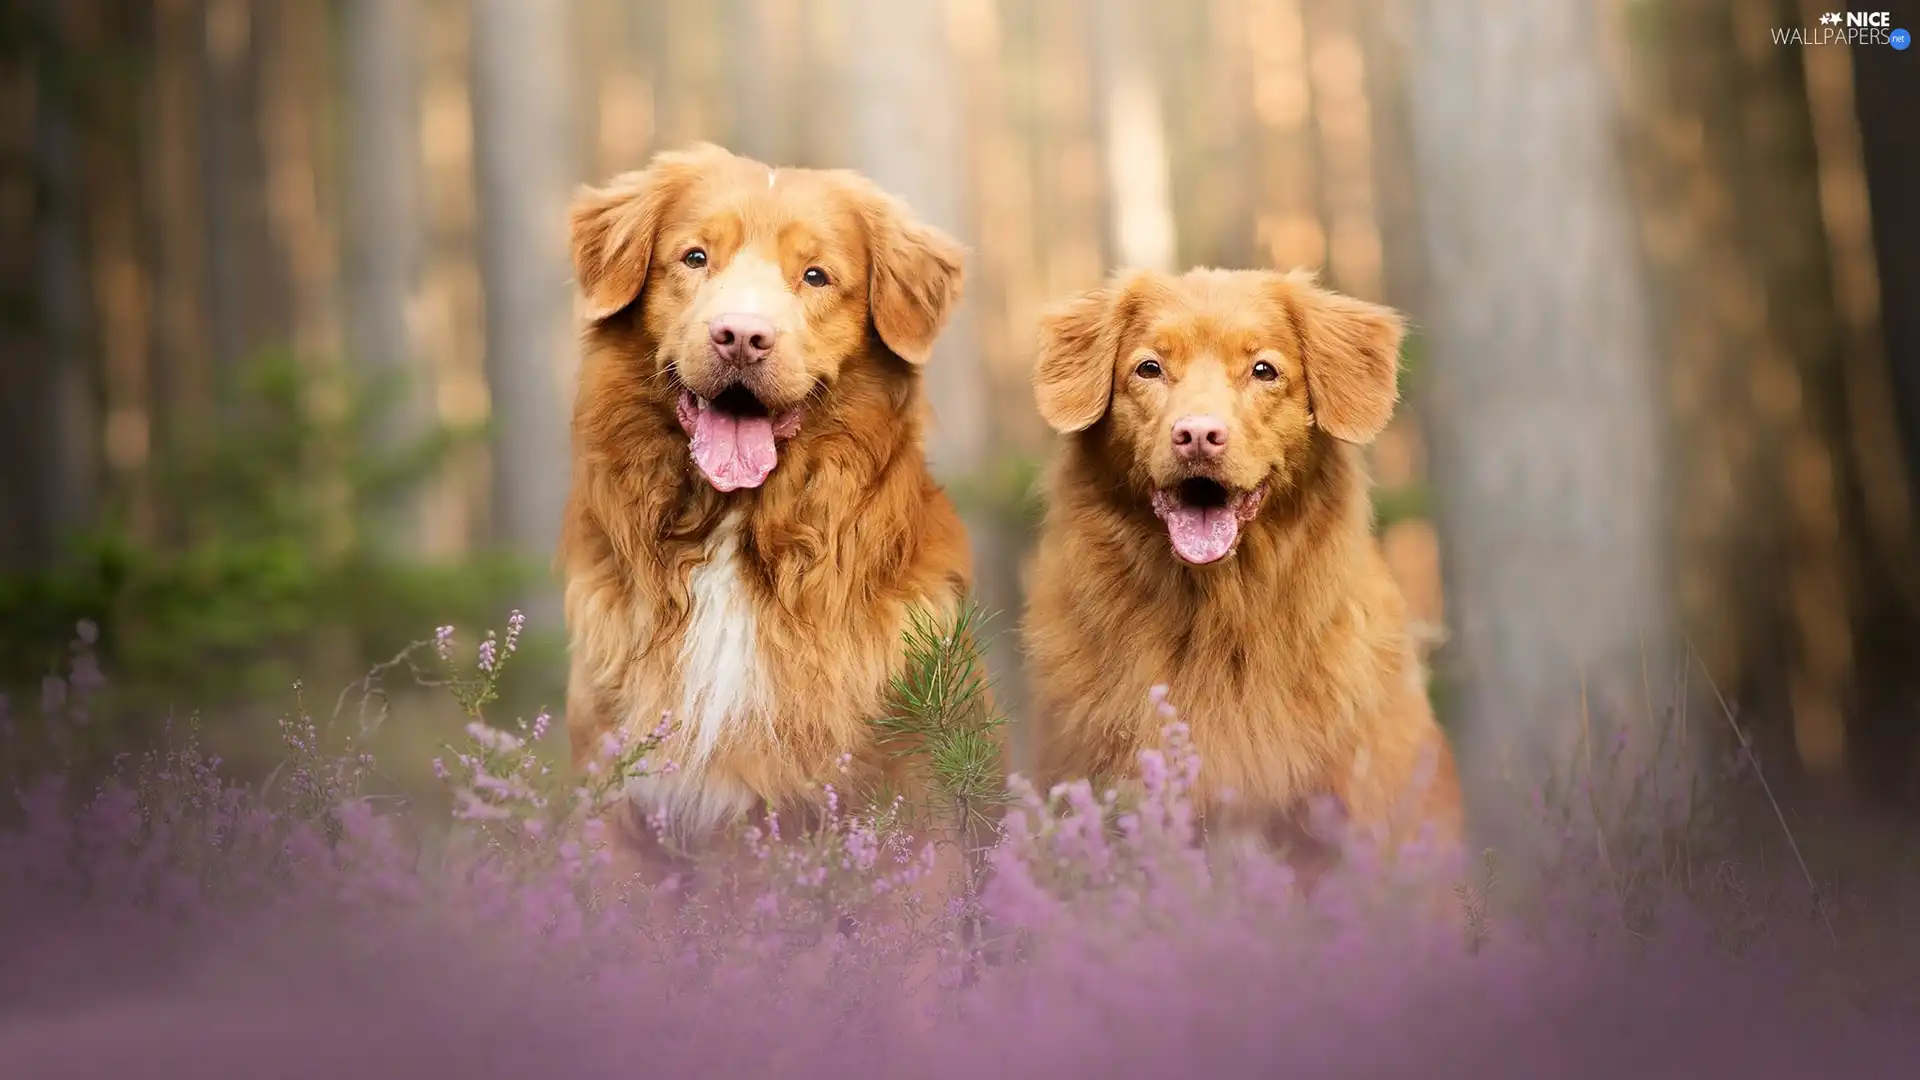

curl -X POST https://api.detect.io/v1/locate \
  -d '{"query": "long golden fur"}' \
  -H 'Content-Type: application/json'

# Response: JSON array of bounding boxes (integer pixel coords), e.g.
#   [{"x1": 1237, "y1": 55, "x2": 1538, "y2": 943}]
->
[
  {"x1": 559, "y1": 143, "x2": 992, "y2": 884},
  {"x1": 1023, "y1": 267, "x2": 1462, "y2": 877}
]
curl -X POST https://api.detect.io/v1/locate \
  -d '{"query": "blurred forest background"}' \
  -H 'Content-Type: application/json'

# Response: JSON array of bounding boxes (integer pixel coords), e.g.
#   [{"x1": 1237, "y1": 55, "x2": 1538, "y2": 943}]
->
[{"x1": 1, "y1": 0, "x2": 1916, "y2": 824}]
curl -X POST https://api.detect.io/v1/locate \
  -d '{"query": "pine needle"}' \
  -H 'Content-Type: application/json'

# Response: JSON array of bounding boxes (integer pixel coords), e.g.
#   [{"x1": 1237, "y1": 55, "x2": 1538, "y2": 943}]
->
[{"x1": 873, "y1": 599, "x2": 1011, "y2": 833}]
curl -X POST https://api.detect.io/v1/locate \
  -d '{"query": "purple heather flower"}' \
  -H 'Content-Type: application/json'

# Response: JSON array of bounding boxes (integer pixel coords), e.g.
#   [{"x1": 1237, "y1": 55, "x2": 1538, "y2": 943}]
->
[
  {"x1": 1137, "y1": 747, "x2": 1169, "y2": 793},
  {"x1": 597, "y1": 731, "x2": 623, "y2": 762},
  {"x1": 477, "y1": 631, "x2": 498, "y2": 673},
  {"x1": 1149, "y1": 682, "x2": 1177, "y2": 719},
  {"x1": 505, "y1": 609, "x2": 526, "y2": 655},
  {"x1": 434, "y1": 624, "x2": 455, "y2": 662},
  {"x1": 453, "y1": 790, "x2": 512, "y2": 821}
]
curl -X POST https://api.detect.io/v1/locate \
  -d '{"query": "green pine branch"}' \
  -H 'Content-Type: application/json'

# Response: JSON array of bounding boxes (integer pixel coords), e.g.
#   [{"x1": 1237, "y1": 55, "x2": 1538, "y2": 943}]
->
[{"x1": 873, "y1": 599, "x2": 1012, "y2": 837}]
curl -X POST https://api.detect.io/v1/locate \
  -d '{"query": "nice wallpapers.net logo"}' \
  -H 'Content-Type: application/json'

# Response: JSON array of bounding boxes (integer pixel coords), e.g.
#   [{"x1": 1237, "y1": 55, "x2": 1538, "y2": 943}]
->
[{"x1": 1771, "y1": 10, "x2": 1911, "y2": 48}]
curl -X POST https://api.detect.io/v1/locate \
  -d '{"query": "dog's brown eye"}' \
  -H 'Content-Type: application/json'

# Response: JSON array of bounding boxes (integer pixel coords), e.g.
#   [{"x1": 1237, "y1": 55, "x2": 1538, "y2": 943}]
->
[
  {"x1": 803, "y1": 266, "x2": 830, "y2": 288},
  {"x1": 1252, "y1": 361, "x2": 1279, "y2": 382},
  {"x1": 1134, "y1": 358, "x2": 1163, "y2": 379},
  {"x1": 682, "y1": 248, "x2": 708, "y2": 269}
]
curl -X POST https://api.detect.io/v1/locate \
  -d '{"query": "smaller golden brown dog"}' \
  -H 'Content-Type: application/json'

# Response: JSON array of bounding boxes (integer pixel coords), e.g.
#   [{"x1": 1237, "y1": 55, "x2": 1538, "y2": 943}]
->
[{"x1": 1022, "y1": 267, "x2": 1462, "y2": 881}]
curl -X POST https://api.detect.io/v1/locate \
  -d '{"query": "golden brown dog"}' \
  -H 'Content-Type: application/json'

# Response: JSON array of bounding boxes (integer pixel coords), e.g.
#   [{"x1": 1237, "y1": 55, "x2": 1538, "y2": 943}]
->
[
  {"x1": 1023, "y1": 267, "x2": 1462, "y2": 881},
  {"x1": 559, "y1": 143, "x2": 994, "y2": 891}
]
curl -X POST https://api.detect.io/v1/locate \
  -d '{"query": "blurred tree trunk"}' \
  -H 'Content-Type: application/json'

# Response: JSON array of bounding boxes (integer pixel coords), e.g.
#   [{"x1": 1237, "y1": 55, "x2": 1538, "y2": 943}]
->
[
  {"x1": 1345, "y1": 0, "x2": 1445, "y2": 641},
  {"x1": 1300, "y1": 0, "x2": 1382, "y2": 301},
  {"x1": 720, "y1": 0, "x2": 775, "y2": 160},
  {"x1": 1169, "y1": 0, "x2": 1258, "y2": 270},
  {"x1": 1353, "y1": 0, "x2": 1425, "y2": 317},
  {"x1": 1853, "y1": 44, "x2": 1920, "y2": 799},
  {"x1": 255, "y1": 0, "x2": 339, "y2": 361},
  {"x1": 147, "y1": 0, "x2": 210, "y2": 545},
  {"x1": 1708, "y1": 1, "x2": 1868, "y2": 783},
  {"x1": 945, "y1": 0, "x2": 1047, "y2": 767},
  {"x1": 1032, "y1": 0, "x2": 1106, "y2": 297},
  {"x1": 658, "y1": 0, "x2": 720, "y2": 149},
  {"x1": 343, "y1": 0, "x2": 429, "y2": 550},
  {"x1": 199, "y1": 0, "x2": 244, "y2": 377},
  {"x1": 1617, "y1": 0, "x2": 1918, "y2": 797},
  {"x1": 580, "y1": 0, "x2": 655, "y2": 178},
  {"x1": 85, "y1": 2, "x2": 160, "y2": 543},
  {"x1": 1244, "y1": 0, "x2": 1325, "y2": 273},
  {"x1": 201, "y1": 0, "x2": 287, "y2": 384},
  {"x1": 946, "y1": 0, "x2": 1046, "y2": 454},
  {"x1": 1403, "y1": 1, "x2": 1677, "y2": 807},
  {"x1": 1613, "y1": 0, "x2": 1774, "y2": 777},
  {"x1": 33, "y1": 0, "x2": 99, "y2": 561},
  {"x1": 1822, "y1": 2, "x2": 1920, "y2": 799},
  {"x1": 416, "y1": 0, "x2": 487, "y2": 559},
  {"x1": 1089, "y1": 0, "x2": 1177, "y2": 272},
  {"x1": 792, "y1": 0, "x2": 848, "y2": 168},
  {"x1": 1850, "y1": 13, "x2": 1920, "y2": 528},
  {"x1": 568, "y1": 0, "x2": 608, "y2": 179},
  {"x1": 1, "y1": 0, "x2": 100, "y2": 571},
  {"x1": 470, "y1": 0, "x2": 575, "y2": 627},
  {"x1": 838, "y1": 0, "x2": 1027, "y2": 744}
]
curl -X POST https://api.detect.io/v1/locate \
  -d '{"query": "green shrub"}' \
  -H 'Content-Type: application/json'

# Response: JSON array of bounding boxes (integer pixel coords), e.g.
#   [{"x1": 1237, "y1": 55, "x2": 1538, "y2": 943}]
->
[{"x1": 0, "y1": 350, "x2": 542, "y2": 717}]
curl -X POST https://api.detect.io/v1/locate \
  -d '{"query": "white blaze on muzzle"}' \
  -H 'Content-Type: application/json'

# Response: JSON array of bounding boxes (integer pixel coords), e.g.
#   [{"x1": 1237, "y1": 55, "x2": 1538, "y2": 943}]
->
[
  {"x1": 678, "y1": 249, "x2": 809, "y2": 493},
  {"x1": 693, "y1": 250, "x2": 795, "y2": 333}
]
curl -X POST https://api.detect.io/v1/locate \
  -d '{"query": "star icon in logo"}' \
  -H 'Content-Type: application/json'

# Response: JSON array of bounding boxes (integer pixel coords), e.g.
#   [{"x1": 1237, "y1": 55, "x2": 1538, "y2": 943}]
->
[{"x1": 1820, "y1": 11, "x2": 1841, "y2": 24}]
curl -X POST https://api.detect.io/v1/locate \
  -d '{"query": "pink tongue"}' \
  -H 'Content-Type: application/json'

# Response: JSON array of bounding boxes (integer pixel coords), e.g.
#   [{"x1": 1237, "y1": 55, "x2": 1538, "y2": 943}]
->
[
  {"x1": 688, "y1": 406, "x2": 778, "y2": 492},
  {"x1": 1162, "y1": 504, "x2": 1241, "y2": 565}
]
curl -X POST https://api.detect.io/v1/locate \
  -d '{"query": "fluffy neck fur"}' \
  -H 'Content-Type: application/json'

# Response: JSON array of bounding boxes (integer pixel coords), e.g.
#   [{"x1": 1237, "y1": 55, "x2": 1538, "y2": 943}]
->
[
  {"x1": 566, "y1": 322, "x2": 943, "y2": 650},
  {"x1": 1029, "y1": 421, "x2": 1411, "y2": 809}
]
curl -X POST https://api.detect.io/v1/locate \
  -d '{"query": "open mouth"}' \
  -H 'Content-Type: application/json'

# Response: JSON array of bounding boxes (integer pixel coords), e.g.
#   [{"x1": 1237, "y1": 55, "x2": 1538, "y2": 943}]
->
[
  {"x1": 1150, "y1": 477, "x2": 1269, "y2": 565},
  {"x1": 676, "y1": 385, "x2": 807, "y2": 492}
]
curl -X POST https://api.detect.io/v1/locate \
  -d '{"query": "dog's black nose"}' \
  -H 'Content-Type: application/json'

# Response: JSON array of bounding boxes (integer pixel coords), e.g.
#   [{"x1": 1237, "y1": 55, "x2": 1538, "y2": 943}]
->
[
  {"x1": 708, "y1": 313, "x2": 776, "y2": 366},
  {"x1": 1172, "y1": 415, "x2": 1229, "y2": 460}
]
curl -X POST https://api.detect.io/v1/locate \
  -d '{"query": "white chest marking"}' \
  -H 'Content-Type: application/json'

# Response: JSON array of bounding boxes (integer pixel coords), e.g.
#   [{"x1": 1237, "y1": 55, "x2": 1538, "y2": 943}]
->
[
  {"x1": 677, "y1": 513, "x2": 768, "y2": 768},
  {"x1": 624, "y1": 769, "x2": 757, "y2": 841}
]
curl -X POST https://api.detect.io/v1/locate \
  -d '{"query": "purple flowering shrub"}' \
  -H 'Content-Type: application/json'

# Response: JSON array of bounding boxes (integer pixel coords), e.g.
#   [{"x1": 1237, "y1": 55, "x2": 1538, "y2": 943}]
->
[{"x1": 1, "y1": 614, "x2": 1914, "y2": 1079}]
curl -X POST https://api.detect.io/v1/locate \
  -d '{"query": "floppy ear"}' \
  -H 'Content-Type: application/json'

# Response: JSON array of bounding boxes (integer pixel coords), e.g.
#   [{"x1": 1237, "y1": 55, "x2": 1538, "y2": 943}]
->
[
  {"x1": 1280, "y1": 272, "x2": 1406, "y2": 444},
  {"x1": 569, "y1": 145, "x2": 719, "y2": 323},
  {"x1": 863, "y1": 192, "x2": 966, "y2": 366},
  {"x1": 1033, "y1": 284, "x2": 1124, "y2": 435}
]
